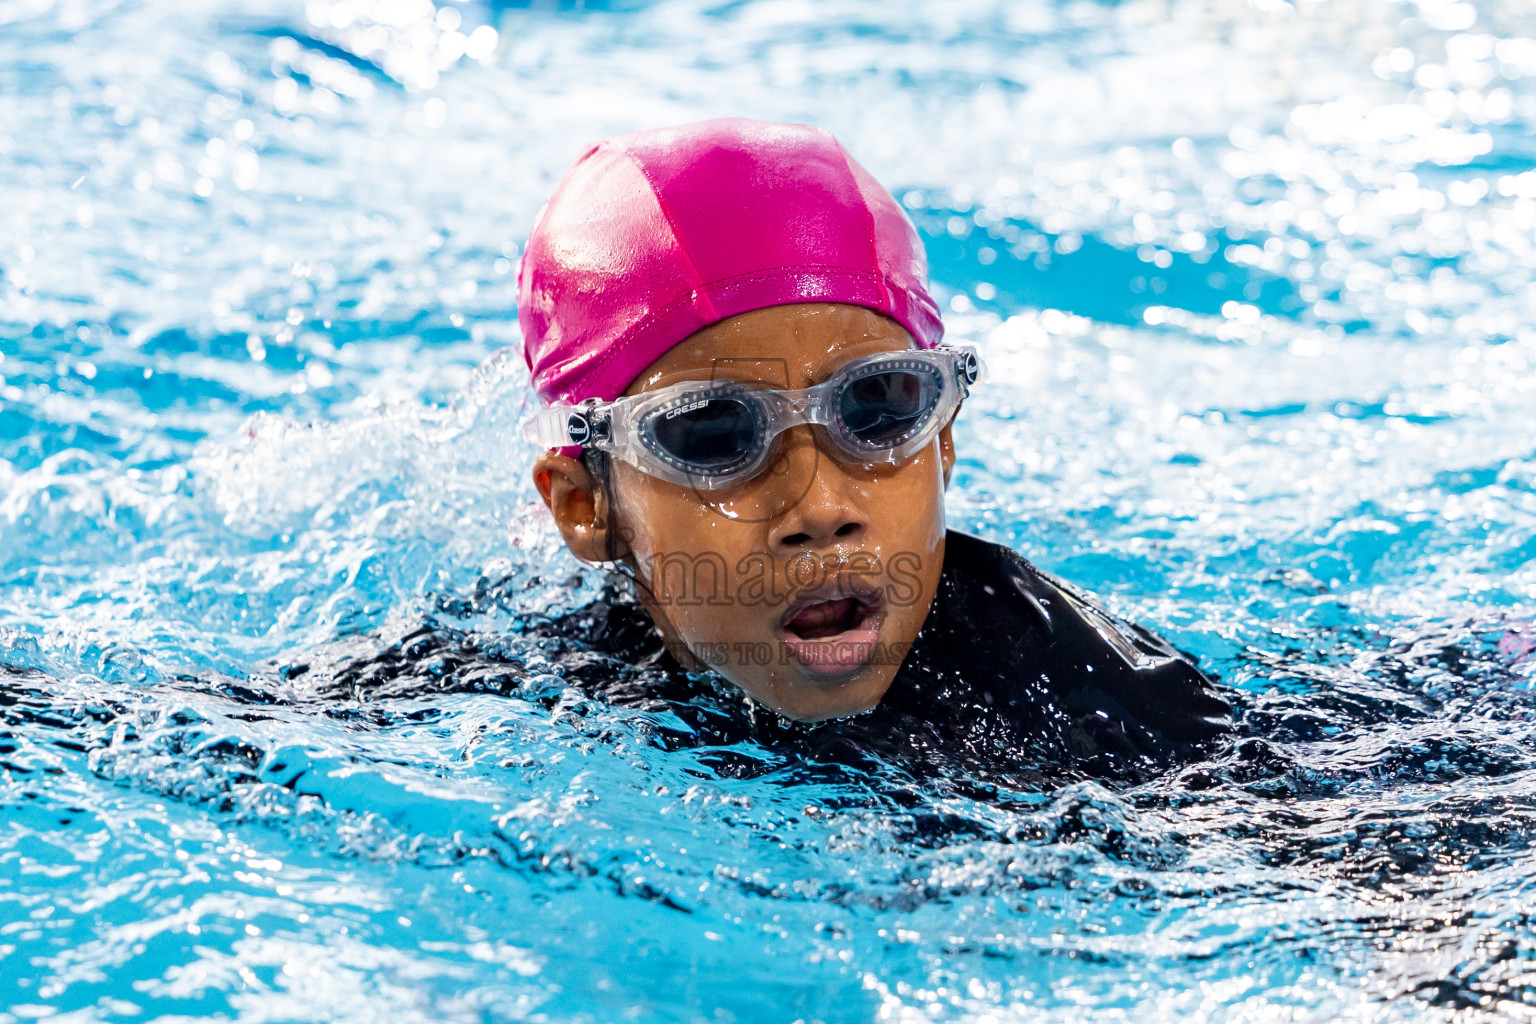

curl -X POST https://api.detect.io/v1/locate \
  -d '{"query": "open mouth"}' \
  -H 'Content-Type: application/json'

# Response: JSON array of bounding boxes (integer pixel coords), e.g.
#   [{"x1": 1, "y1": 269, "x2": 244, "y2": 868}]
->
[
  {"x1": 777, "y1": 590, "x2": 885, "y2": 680},
  {"x1": 782, "y1": 596, "x2": 875, "y2": 640}
]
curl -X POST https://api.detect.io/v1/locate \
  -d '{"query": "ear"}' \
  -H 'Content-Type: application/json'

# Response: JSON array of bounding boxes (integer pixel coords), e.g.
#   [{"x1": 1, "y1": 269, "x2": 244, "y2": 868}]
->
[
  {"x1": 532, "y1": 451, "x2": 630, "y2": 563},
  {"x1": 938, "y1": 421, "x2": 957, "y2": 490}
]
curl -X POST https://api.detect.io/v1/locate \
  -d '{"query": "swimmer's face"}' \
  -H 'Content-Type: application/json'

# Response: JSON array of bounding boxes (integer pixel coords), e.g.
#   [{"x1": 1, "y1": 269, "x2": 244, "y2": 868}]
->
[{"x1": 533, "y1": 303, "x2": 955, "y2": 722}]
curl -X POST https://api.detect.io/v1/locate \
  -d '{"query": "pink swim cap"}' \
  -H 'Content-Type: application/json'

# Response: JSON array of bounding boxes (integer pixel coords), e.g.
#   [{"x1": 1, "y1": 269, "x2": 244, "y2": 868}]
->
[{"x1": 517, "y1": 118, "x2": 944, "y2": 408}]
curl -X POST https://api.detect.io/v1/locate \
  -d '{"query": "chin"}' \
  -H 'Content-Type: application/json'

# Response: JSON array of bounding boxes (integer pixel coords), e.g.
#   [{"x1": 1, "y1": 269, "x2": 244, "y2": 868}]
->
[{"x1": 758, "y1": 667, "x2": 893, "y2": 723}]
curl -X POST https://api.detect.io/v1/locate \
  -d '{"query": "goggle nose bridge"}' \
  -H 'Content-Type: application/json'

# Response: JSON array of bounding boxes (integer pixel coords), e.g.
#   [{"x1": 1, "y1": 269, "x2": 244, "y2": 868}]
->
[
  {"x1": 747, "y1": 385, "x2": 844, "y2": 457},
  {"x1": 764, "y1": 382, "x2": 835, "y2": 418}
]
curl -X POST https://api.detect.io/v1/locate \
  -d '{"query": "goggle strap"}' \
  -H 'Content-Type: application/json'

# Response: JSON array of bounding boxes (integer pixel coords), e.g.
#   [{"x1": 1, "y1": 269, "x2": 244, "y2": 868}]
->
[{"x1": 522, "y1": 403, "x2": 599, "y2": 448}]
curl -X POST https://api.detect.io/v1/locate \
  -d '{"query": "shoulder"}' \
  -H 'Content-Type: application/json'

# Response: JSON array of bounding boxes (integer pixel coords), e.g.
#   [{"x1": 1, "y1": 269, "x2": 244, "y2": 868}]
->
[
  {"x1": 932, "y1": 529, "x2": 1057, "y2": 637},
  {"x1": 938, "y1": 529, "x2": 1233, "y2": 753}
]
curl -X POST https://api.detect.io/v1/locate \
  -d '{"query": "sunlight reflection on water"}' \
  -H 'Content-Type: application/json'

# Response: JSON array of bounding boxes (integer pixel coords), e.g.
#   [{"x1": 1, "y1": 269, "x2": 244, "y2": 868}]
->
[{"x1": 4, "y1": 0, "x2": 1536, "y2": 1020}]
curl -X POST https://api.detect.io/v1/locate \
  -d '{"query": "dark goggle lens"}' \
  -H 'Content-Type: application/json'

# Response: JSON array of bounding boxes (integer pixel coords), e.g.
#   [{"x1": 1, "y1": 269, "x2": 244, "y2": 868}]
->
[
  {"x1": 840, "y1": 369, "x2": 935, "y2": 447},
  {"x1": 651, "y1": 396, "x2": 760, "y2": 469}
]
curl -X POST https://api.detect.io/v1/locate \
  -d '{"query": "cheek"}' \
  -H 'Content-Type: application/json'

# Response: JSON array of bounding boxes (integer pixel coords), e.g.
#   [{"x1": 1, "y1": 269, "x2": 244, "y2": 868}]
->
[
  {"x1": 860, "y1": 447, "x2": 949, "y2": 622},
  {"x1": 611, "y1": 467, "x2": 764, "y2": 628},
  {"x1": 611, "y1": 464, "x2": 709, "y2": 559},
  {"x1": 864, "y1": 444, "x2": 948, "y2": 534},
  {"x1": 627, "y1": 498, "x2": 742, "y2": 575}
]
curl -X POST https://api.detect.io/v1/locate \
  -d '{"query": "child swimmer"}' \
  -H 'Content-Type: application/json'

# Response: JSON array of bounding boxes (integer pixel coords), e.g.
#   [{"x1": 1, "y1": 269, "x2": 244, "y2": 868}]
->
[{"x1": 520, "y1": 119, "x2": 1230, "y2": 776}]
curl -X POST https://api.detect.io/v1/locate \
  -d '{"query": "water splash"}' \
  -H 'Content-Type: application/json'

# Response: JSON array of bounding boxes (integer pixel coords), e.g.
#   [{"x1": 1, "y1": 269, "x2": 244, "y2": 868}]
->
[{"x1": 6, "y1": 0, "x2": 1536, "y2": 1021}]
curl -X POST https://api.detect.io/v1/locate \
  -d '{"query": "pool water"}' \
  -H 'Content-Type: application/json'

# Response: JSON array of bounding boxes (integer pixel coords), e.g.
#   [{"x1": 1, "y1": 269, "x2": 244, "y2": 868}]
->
[{"x1": 5, "y1": 0, "x2": 1536, "y2": 1020}]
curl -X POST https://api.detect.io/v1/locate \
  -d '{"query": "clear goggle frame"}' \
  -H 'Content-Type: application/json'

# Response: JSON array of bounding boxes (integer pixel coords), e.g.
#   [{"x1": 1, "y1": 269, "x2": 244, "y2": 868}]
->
[{"x1": 523, "y1": 346, "x2": 982, "y2": 491}]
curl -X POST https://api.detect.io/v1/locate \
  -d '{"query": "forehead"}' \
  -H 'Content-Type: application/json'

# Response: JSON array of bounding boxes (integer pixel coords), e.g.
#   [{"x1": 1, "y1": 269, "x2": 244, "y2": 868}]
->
[{"x1": 623, "y1": 303, "x2": 915, "y2": 396}]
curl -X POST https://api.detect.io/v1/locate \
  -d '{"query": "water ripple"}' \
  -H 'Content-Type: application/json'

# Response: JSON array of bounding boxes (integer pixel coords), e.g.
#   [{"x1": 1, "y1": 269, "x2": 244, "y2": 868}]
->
[{"x1": 6, "y1": 0, "x2": 1536, "y2": 1020}]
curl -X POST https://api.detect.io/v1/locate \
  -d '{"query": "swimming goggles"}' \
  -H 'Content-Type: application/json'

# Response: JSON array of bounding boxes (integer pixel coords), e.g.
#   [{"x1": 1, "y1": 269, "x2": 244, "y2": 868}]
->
[{"x1": 523, "y1": 346, "x2": 981, "y2": 490}]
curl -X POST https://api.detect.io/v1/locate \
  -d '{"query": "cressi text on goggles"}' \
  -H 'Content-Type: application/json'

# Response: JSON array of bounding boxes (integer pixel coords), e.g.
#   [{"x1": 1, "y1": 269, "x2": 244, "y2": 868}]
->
[{"x1": 523, "y1": 346, "x2": 982, "y2": 490}]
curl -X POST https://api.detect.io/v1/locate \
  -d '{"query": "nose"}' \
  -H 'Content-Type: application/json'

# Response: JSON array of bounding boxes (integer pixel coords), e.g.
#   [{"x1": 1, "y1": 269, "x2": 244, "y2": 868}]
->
[{"x1": 766, "y1": 428, "x2": 869, "y2": 552}]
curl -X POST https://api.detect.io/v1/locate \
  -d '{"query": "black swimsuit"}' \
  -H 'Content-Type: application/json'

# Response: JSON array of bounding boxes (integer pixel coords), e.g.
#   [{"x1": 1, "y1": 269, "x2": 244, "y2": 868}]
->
[
  {"x1": 531, "y1": 529, "x2": 1232, "y2": 784},
  {"x1": 877, "y1": 529, "x2": 1231, "y2": 777}
]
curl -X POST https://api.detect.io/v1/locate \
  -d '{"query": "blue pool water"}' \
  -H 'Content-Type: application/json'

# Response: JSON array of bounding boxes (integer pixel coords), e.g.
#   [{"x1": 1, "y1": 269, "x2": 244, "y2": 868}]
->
[{"x1": 6, "y1": 0, "x2": 1536, "y2": 1019}]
